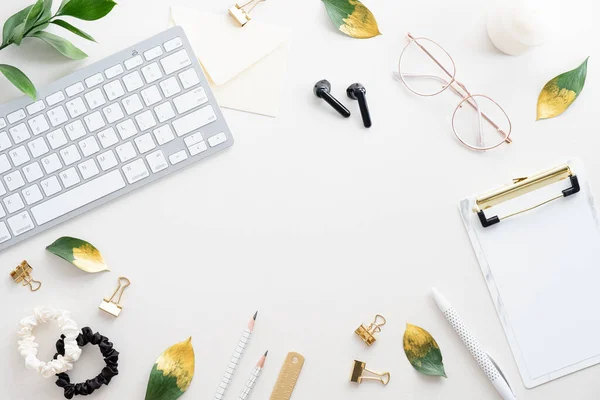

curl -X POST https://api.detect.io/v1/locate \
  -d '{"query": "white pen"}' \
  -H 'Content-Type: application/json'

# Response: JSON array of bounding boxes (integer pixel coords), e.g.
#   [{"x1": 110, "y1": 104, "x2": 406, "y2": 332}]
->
[
  {"x1": 431, "y1": 288, "x2": 516, "y2": 400},
  {"x1": 238, "y1": 351, "x2": 268, "y2": 400}
]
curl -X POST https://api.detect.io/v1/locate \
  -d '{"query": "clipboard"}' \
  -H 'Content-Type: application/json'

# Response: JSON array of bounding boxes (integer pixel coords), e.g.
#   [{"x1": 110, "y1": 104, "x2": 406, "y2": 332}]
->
[{"x1": 459, "y1": 159, "x2": 600, "y2": 388}]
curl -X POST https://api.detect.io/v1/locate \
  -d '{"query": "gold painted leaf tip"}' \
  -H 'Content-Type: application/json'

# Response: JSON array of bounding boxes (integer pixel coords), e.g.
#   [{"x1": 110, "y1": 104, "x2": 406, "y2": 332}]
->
[{"x1": 46, "y1": 236, "x2": 109, "y2": 273}]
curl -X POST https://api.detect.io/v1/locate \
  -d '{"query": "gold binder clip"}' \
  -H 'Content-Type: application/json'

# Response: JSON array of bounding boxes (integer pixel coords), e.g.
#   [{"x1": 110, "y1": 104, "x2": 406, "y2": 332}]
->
[
  {"x1": 99, "y1": 277, "x2": 131, "y2": 317},
  {"x1": 355, "y1": 314, "x2": 386, "y2": 346},
  {"x1": 10, "y1": 261, "x2": 42, "y2": 292},
  {"x1": 474, "y1": 164, "x2": 580, "y2": 228},
  {"x1": 229, "y1": 0, "x2": 266, "y2": 27},
  {"x1": 350, "y1": 360, "x2": 390, "y2": 385}
]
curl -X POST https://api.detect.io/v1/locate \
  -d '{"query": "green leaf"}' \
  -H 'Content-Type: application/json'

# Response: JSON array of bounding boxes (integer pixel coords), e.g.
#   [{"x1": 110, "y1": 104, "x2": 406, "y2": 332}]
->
[
  {"x1": 58, "y1": 0, "x2": 117, "y2": 21},
  {"x1": 24, "y1": 0, "x2": 45, "y2": 32},
  {"x1": 46, "y1": 236, "x2": 109, "y2": 273},
  {"x1": 29, "y1": 0, "x2": 54, "y2": 35},
  {"x1": 537, "y1": 57, "x2": 589, "y2": 120},
  {"x1": 321, "y1": 0, "x2": 381, "y2": 39},
  {"x1": 0, "y1": 64, "x2": 36, "y2": 99},
  {"x1": 31, "y1": 31, "x2": 88, "y2": 59},
  {"x1": 403, "y1": 323, "x2": 447, "y2": 377},
  {"x1": 51, "y1": 20, "x2": 96, "y2": 42},
  {"x1": 2, "y1": 6, "x2": 33, "y2": 45},
  {"x1": 145, "y1": 338, "x2": 195, "y2": 400}
]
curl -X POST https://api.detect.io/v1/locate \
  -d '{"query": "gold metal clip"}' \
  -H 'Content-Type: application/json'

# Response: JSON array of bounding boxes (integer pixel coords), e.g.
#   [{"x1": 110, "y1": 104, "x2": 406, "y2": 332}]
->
[
  {"x1": 355, "y1": 314, "x2": 386, "y2": 346},
  {"x1": 350, "y1": 360, "x2": 390, "y2": 385},
  {"x1": 229, "y1": 0, "x2": 266, "y2": 27},
  {"x1": 99, "y1": 276, "x2": 131, "y2": 317},
  {"x1": 10, "y1": 261, "x2": 42, "y2": 292}
]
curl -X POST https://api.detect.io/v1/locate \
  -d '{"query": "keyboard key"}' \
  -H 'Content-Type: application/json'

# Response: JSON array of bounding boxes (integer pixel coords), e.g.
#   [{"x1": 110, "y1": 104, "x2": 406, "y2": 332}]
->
[
  {"x1": 66, "y1": 82, "x2": 85, "y2": 97},
  {"x1": 103, "y1": 103, "x2": 125, "y2": 124},
  {"x1": 27, "y1": 115, "x2": 50, "y2": 135},
  {"x1": 146, "y1": 150, "x2": 168, "y2": 173},
  {"x1": 7, "y1": 109, "x2": 26, "y2": 124},
  {"x1": 179, "y1": 68, "x2": 200, "y2": 89},
  {"x1": 28, "y1": 137, "x2": 49, "y2": 158},
  {"x1": 47, "y1": 106, "x2": 68, "y2": 127},
  {"x1": 46, "y1": 91, "x2": 65, "y2": 106},
  {"x1": 0, "y1": 222, "x2": 11, "y2": 243},
  {"x1": 85, "y1": 73, "x2": 104, "y2": 88},
  {"x1": 26, "y1": 100, "x2": 45, "y2": 115},
  {"x1": 183, "y1": 132, "x2": 202, "y2": 147},
  {"x1": 0, "y1": 154, "x2": 11, "y2": 174},
  {"x1": 59, "y1": 167, "x2": 80, "y2": 188},
  {"x1": 41, "y1": 153, "x2": 62, "y2": 174},
  {"x1": 7, "y1": 211, "x2": 34, "y2": 236},
  {"x1": 84, "y1": 89, "x2": 106, "y2": 109},
  {"x1": 23, "y1": 162, "x2": 43, "y2": 182},
  {"x1": 9, "y1": 123, "x2": 31, "y2": 144},
  {"x1": 161, "y1": 49, "x2": 191, "y2": 75},
  {"x1": 159, "y1": 77, "x2": 182, "y2": 97},
  {"x1": 65, "y1": 97, "x2": 87, "y2": 118},
  {"x1": 172, "y1": 106, "x2": 216, "y2": 136},
  {"x1": 65, "y1": 120, "x2": 86, "y2": 140},
  {"x1": 98, "y1": 127, "x2": 119, "y2": 148},
  {"x1": 208, "y1": 132, "x2": 228, "y2": 147},
  {"x1": 47, "y1": 128, "x2": 68, "y2": 149},
  {"x1": 103, "y1": 80, "x2": 125, "y2": 101},
  {"x1": 105, "y1": 64, "x2": 124, "y2": 79},
  {"x1": 124, "y1": 54, "x2": 143, "y2": 70},
  {"x1": 0, "y1": 181, "x2": 5, "y2": 196},
  {"x1": 141, "y1": 85, "x2": 162, "y2": 106},
  {"x1": 123, "y1": 71, "x2": 144, "y2": 92},
  {"x1": 79, "y1": 136, "x2": 100, "y2": 157},
  {"x1": 4, "y1": 170, "x2": 25, "y2": 191},
  {"x1": 189, "y1": 141, "x2": 208, "y2": 156},
  {"x1": 0, "y1": 131, "x2": 11, "y2": 152},
  {"x1": 141, "y1": 63, "x2": 163, "y2": 84},
  {"x1": 22, "y1": 185, "x2": 43, "y2": 205},
  {"x1": 116, "y1": 119, "x2": 137, "y2": 140},
  {"x1": 122, "y1": 94, "x2": 143, "y2": 115},
  {"x1": 144, "y1": 46, "x2": 163, "y2": 61},
  {"x1": 4, "y1": 193, "x2": 24, "y2": 213},
  {"x1": 41, "y1": 176, "x2": 61, "y2": 196},
  {"x1": 84, "y1": 111, "x2": 105, "y2": 132},
  {"x1": 9, "y1": 146, "x2": 30, "y2": 167},
  {"x1": 173, "y1": 87, "x2": 208, "y2": 114},
  {"x1": 154, "y1": 102, "x2": 175, "y2": 123},
  {"x1": 134, "y1": 133, "x2": 155, "y2": 154},
  {"x1": 169, "y1": 150, "x2": 188, "y2": 165},
  {"x1": 97, "y1": 150, "x2": 118, "y2": 171},
  {"x1": 122, "y1": 158, "x2": 149, "y2": 184},
  {"x1": 31, "y1": 170, "x2": 126, "y2": 225},
  {"x1": 164, "y1": 37, "x2": 183, "y2": 52},
  {"x1": 135, "y1": 110, "x2": 157, "y2": 131},
  {"x1": 60, "y1": 144, "x2": 82, "y2": 165},
  {"x1": 153, "y1": 125, "x2": 175, "y2": 145},
  {"x1": 116, "y1": 142, "x2": 136, "y2": 162},
  {"x1": 0, "y1": 118, "x2": 5, "y2": 129},
  {"x1": 78, "y1": 159, "x2": 100, "y2": 179}
]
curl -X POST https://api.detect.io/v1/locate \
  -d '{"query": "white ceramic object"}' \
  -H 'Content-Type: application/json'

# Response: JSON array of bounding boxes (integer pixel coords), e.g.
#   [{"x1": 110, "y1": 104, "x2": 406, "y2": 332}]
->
[{"x1": 486, "y1": 0, "x2": 556, "y2": 56}]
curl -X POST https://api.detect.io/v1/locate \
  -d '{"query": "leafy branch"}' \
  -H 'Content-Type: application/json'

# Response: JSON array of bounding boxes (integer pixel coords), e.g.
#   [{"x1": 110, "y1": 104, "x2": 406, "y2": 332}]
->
[{"x1": 0, "y1": 0, "x2": 117, "y2": 99}]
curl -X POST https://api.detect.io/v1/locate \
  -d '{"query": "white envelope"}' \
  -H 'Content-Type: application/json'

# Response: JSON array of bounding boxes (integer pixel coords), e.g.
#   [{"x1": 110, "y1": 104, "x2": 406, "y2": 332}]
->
[{"x1": 170, "y1": 6, "x2": 290, "y2": 117}]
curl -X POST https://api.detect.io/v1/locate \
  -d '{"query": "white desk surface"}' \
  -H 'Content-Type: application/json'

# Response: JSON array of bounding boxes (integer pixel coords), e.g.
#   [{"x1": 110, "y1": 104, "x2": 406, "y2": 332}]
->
[{"x1": 0, "y1": 0, "x2": 598, "y2": 399}]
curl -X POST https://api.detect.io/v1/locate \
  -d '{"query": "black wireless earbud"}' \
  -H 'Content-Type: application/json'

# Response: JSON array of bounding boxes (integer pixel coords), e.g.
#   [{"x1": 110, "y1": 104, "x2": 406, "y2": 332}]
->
[
  {"x1": 314, "y1": 79, "x2": 351, "y2": 118},
  {"x1": 347, "y1": 83, "x2": 371, "y2": 128}
]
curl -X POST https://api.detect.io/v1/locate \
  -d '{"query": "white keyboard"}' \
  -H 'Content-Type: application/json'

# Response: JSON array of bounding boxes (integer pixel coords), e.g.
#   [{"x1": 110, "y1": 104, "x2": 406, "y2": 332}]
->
[{"x1": 0, "y1": 27, "x2": 233, "y2": 251}]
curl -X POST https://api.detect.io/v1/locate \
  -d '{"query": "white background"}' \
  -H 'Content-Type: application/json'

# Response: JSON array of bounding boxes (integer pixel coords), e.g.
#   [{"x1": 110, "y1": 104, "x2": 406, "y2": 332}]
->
[{"x1": 0, "y1": 0, "x2": 598, "y2": 399}]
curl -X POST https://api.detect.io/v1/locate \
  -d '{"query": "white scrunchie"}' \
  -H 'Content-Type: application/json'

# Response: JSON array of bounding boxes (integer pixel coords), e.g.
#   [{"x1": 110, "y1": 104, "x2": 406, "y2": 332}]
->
[{"x1": 17, "y1": 307, "x2": 82, "y2": 378}]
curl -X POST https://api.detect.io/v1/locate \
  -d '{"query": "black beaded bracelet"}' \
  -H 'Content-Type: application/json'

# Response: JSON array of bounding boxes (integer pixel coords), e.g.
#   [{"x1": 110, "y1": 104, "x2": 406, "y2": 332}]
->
[{"x1": 53, "y1": 327, "x2": 119, "y2": 399}]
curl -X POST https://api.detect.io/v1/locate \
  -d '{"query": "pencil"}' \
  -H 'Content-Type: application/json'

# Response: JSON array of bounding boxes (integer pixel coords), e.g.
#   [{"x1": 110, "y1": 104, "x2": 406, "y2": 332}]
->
[
  {"x1": 239, "y1": 351, "x2": 268, "y2": 400},
  {"x1": 213, "y1": 311, "x2": 258, "y2": 400}
]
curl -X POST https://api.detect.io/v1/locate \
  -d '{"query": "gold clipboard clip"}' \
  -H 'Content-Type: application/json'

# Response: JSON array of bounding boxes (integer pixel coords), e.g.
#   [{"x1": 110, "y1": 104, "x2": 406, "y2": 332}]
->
[
  {"x1": 10, "y1": 261, "x2": 42, "y2": 292},
  {"x1": 473, "y1": 164, "x2": 580, "y2": 228},
  {"x1": 99, "y1": 277, "x2": 131, "y2": 317},
  {"x1": 229, "y1": 0, "x2": 266, "y2": 27},
  {"x1": 350, "y1": 360, "x2": 390, "y2": 385}
]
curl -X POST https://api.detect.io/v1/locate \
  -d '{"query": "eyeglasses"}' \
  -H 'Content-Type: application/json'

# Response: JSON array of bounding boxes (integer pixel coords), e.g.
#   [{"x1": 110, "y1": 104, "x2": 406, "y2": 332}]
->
[{"x1": 394, "y1": 33, "x2": 512, "y2": 151}]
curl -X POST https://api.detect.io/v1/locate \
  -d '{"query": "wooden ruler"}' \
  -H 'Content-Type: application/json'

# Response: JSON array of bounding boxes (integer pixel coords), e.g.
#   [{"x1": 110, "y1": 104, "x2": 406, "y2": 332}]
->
[{"x1": 269, "y1": 352, "x2": 305, "y2": 400}]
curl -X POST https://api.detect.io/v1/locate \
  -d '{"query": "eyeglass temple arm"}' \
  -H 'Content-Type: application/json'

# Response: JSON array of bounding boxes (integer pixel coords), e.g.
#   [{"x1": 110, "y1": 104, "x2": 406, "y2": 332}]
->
[{"x1": 397, "y1": 72, "x2": 512, "y2": 144}]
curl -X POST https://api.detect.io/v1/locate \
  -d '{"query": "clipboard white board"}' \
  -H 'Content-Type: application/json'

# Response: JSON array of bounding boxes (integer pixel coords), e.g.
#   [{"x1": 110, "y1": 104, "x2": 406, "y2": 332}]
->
[{"x1": 459, "y1": 159, "x2": 600, "y2": 388}]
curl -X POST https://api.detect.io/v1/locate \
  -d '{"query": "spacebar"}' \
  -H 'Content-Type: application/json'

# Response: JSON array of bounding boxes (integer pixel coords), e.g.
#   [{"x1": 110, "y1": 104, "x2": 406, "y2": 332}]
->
[{"x1": 31, "y1": 170, "x2": 126, "y2": 225}]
